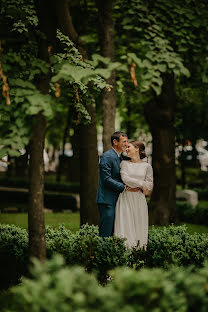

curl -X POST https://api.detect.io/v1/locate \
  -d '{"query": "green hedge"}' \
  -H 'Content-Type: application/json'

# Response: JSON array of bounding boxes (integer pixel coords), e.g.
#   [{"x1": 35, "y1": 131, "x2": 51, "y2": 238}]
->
[
  {"x1": 193, "y1": 188, "x2": 208, "y2": 200},
  {"x1": 1, "y1": 223, "x2": 208, "y2": 289},
  {"x1": 176, "y1": 200, "x2": 208, "y2": 226},
  {"x1": 1, "y1": 255, "x2": 208, "y2": 312},
  {"x1": 0, "y1": 189, "x2": 77, "y2": 212},
  {"x1": 0, "y1": 177, "x2": 80, "y2": 193}
]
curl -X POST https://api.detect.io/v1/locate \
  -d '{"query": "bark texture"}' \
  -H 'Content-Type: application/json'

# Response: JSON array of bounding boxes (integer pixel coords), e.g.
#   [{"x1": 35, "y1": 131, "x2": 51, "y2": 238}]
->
[
  {"x1": 80, "y1": 103, "x2": 99, "y2": 225},
  {"x1": 97, "y1": 0, "x2": 116, "y2": 151},
  {"x1": 28, "y1": 113, "x2": 47, "y2": 261},
  {"x1": 28, "y1": 0, "x2": 57, "y2": 261},
  {"x1": 145, "y1": 74, "x2": 176, "y2": 225}
]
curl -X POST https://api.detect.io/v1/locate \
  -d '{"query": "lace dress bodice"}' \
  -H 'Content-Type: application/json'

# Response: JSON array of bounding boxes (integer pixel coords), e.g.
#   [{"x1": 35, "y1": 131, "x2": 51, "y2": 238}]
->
[{"x1": 120, "y1": 161, "x2": 153, "y2": 191}]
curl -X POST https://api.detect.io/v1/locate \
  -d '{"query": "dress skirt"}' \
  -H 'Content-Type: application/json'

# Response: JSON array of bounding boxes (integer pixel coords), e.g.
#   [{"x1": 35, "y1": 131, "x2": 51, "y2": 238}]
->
[{"x1": 114, "y1": 190, "x2": 148, "y2": 249}]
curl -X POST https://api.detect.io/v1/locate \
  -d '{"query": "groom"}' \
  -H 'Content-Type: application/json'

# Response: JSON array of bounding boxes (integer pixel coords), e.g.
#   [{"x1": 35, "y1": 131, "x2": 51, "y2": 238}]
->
[{"x1": 96, "y1": 131, "x2": 139, "y2": 237}]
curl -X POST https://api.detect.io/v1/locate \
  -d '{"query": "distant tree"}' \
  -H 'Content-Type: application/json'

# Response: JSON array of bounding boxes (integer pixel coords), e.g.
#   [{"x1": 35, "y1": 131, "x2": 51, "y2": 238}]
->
[
  {"x1": 0, "y1": 0, "x2": 111, "y2": 259},
  {"x1": 116, "y1": 0, "x2": 208, "y2": 224}
]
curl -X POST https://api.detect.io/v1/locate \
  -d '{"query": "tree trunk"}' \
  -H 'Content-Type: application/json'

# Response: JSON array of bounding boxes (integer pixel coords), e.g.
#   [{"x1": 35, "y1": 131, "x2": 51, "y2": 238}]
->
[
  {"x1": 28, "y1": 113, "x2": 47, "y2": 261},
  {"x1": 145, "y1": 74, "x2": 176, "y2": 225},
  {"x1": 80, "y1": 103, "x2": 99, "y2": 225},
  {"x1": 56, "y1": 0, "x2": 99, "y2": 225},
  {"x1": 28, "y1": 0, "x2": 57, "y2": 261},
  {"x1": 96, "y1": 0, "x2": 116, "y2": 151}
]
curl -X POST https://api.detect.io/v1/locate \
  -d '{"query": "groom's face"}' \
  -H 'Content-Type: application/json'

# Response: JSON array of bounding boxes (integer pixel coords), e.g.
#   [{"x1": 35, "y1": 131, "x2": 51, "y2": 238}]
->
[{"x1": 117, "y1": 135, "x2": 128, "y2": 153}]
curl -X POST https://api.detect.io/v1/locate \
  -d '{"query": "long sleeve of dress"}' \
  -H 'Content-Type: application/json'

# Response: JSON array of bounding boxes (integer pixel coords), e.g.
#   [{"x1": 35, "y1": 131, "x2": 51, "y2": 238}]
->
[
  {"x1": 142, "y1": 164, "x2": 154, "y2": 191},
  {"x1": 120, "y1": 161, "x2": 143, "y2": 188}
]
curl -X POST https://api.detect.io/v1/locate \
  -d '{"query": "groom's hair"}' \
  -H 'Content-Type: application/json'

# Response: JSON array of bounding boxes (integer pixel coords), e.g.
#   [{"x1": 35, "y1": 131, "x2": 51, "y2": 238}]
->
[{"x1": 111, "y1": 131, "x2": 127, "y2": 145}]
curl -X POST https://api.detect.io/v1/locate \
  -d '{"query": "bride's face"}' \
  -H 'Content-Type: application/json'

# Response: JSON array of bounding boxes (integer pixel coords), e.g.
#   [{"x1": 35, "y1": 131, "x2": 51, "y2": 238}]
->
[{"x1": 126, "y1": 143, "x2": 138, "y2": 158}]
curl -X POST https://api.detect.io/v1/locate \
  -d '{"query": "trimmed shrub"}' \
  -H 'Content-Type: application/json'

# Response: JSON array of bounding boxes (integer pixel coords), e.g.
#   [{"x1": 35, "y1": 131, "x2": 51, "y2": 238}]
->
[
  {"x1": 0, "y1": 224, "x2": 28, "y2": 289},
  {"x1": 176, "y1": 200, "x2": 208, "y2": 226},
  {"x1": 1, "y1": 223, "x2": 208, "y2": 289},
  {"x1": 1, "y1": 255, "x2": 208, "y2": 312},
  {"x1": 0, "y1": 189, "x2": 77, "y2": 212},
  {"x1": 45, "y1": 224, "x2": 129, "y2": 283},
  {"x1": 194, "y1": 188, "x2": 208, "y2": 200},
  {"x1": 0, "y1": 177, "x2": 80, "y2": 193},
  {"x1": 145, "y1": 225, "x2": 208, "y2": 267},
  {"x1": 0, "y1": 224, "x2": 129, "y2": 288}
]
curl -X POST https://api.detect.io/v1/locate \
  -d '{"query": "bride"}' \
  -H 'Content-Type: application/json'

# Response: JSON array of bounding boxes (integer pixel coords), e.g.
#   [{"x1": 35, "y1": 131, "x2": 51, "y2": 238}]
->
[{"x1": 114, "y1": 141, "x2": 153, "y2": 248}]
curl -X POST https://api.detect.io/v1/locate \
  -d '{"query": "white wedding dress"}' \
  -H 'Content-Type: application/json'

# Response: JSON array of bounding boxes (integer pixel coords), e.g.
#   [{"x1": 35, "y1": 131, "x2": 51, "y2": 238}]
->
[{"x1": 114, "y1": 160, "x2": 153, "y2": 249}]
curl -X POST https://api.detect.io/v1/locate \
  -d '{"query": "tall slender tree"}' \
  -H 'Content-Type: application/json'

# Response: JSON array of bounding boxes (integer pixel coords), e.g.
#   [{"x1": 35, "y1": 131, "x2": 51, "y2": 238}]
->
[
  {"x1": 117, "y1": 0, "x2": 208, "y2": 224},
  {"x1": 28, "y1": 0, "x2": 58, "y2": 260},
  {"x1": 145, "y1": 74, "x2": 176, "y2": 224},
  {"x1": 55, "y1": 0, "x2": 99, "y2": 225}
]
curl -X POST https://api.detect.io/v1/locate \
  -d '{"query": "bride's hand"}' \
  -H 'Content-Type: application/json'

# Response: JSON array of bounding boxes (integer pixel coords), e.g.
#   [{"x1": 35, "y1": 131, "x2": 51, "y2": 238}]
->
[
  {"x1": 126, "y1": 186, "x2": 141, "y2": 192},
  {"x1": 142, "y1": 185, "x2": 150, "y2": 196}
]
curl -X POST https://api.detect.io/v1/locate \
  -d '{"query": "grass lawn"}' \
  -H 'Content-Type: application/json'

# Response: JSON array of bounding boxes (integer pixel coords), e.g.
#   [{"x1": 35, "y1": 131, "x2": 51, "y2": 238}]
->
[
  {"x1": 149, "y1": 223, "x2": 208, "y2": 235},
  {"x1": 1, "y1": 212, "x2": 208, "y2": 235},
  {"x1": 0, "y1": 212, "x2": 80, "y2": 233}
]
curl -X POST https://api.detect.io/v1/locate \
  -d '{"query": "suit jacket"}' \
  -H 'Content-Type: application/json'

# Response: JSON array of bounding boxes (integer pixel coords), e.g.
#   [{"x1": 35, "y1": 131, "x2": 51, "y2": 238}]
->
[{"x1": 96, "y1": 148, "x2": 125, "y2": 205}]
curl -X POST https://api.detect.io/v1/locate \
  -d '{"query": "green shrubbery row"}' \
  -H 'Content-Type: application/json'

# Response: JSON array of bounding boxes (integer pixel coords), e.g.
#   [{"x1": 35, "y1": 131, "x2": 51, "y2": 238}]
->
[
  {"x1": 176, "y1": 201, "x2": 208, "y2": 226},
  {"x1": 0, "y1": 190, "x2": 77, "y2": 212},
  {"x1": 1, "y1": 255, "x2": 208, "y2": 312},
  {"x1": 0, "y1": 177, "x2": 80, "y2": 193},
  {"x1": 1, "y1": 223, "x2": 208, "y2": 289}
]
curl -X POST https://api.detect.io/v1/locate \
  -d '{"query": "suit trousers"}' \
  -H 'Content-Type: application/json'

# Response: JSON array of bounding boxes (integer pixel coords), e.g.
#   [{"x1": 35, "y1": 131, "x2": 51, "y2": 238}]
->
[{"x1": 98, "y1": 203, "x2": 116, "y2": 237}]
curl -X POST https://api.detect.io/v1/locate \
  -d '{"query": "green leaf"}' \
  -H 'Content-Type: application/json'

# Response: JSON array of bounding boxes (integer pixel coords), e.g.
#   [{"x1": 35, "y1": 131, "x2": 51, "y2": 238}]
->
[
  {"x1": 0, "y1": 148, "x2": 8, "y2": 159},
  {"x1": 157, "y1": 64, "x2": 167, "y2": 73},
  {"x1": 151, "y1": 84, "x2": 162, "y2": 95}
]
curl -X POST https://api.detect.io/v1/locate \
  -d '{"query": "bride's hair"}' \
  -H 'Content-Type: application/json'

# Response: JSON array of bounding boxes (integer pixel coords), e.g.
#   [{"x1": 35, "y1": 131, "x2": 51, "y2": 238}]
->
[{"x1": 129, "y1": 141, "x2": 147, "y2": 159}]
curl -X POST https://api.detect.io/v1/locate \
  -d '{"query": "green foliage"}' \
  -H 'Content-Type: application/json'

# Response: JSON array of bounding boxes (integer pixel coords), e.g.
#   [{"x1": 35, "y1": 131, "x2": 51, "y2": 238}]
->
[
  {"x1": 68, "y1": 224, "x2": 128, "y2": 282},
  {"x1": 113, "y1": 0, "x2": 208, "y2": 137},
  {"x1": 0, "y1": 223, "x2": 28, "y2": 261},
  {"x1": 1, "y1": 255, "x2": 208, "y2": 312},
  {"x1": 176, "y1": 200, "x2": 208, "y2": 227},
  {"x1": 0, "y1": 224, "x2": 28, "y2": 289},
  {"x1": 145, "y1": 225, "x2": 208, "y2": 268},
  {"x1": 2, "y1": 256, "x2": 103, "y2": 312},
  {"x1": 175, "y1": 86, "x2": 208, "y2": 145},
  {"x1": 45, "y1": 224, "x2": 128, "y2": 283},
  {"x1": 0, "y1": 176, "x2": 80, "y2": 193},
  {"x1": 0, "y1": 1, "x2": 114, "y2": 157},
  {"x1": 1, "y1": 223, "x2": 208, "y2": 289},
  {"x1": 117, "y1": 0, "x2": 208, "y2": 96}
]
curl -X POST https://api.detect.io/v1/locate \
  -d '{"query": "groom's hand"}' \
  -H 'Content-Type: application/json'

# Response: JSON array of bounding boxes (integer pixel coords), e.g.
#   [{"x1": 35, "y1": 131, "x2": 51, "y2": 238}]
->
[{"x1": 125, "y1": 186, "x2": 141, "y2": 192}]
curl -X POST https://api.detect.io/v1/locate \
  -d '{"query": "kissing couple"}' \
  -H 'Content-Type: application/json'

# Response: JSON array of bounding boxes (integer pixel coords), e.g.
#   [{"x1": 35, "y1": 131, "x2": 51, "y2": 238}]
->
[{"x1": 96, "y1": 131, "x2": 153, "y2": 248}]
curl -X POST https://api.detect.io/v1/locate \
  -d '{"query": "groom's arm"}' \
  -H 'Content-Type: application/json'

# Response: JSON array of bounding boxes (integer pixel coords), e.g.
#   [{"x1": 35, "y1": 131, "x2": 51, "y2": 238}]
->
[{"x1": 100, "y1": 156, "x2": 125, "y2": 193}]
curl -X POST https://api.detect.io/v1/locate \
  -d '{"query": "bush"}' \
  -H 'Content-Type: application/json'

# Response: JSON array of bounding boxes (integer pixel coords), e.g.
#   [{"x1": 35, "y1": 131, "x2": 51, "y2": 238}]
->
[
  {"x1": 176, "y1": 200, "x2": 208, "y2": 225},
  {"x1": 0, "y1": 177, "x2": 80, "y2": 193},
  {"x1": 176, "y1": 200, "x2": 196, "y2": 223},
  {"x1": 45, "y1": 224, "x2": 129, "y2": 283},
  {"x1": 0, "y1": 224, "x2": 28, "y2": 289},
  {"x1": 144, "y1": 225, "x2": 208, "y2": 268},
  {"x1": 194, "y1": 188, "x2": 208, "y2": 200},
  {"x1": 1, "y1": 223, "x2": 208, "y2": 289},
  {"x1": 1, "y1": 255, "x2": 208, "y2": 312},
  {"x1": 0, "y1": 189, "x2": 77, "y2": 212},
  {"x1": 0, "y1": 224, "x2": 129, "y2": 288}
]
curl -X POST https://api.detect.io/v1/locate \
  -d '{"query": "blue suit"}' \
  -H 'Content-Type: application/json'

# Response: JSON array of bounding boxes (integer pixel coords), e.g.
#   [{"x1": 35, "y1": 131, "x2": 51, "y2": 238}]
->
[{"x1": 96, "y1": 148, "x2": 125, "y2": 237}]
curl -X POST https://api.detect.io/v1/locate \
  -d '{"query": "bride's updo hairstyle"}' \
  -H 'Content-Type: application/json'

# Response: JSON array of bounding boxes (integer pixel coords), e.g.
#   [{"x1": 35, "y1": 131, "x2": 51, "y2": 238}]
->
[{"x1": 130, "y1": 141, "x2": 147, "y2": 159}]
